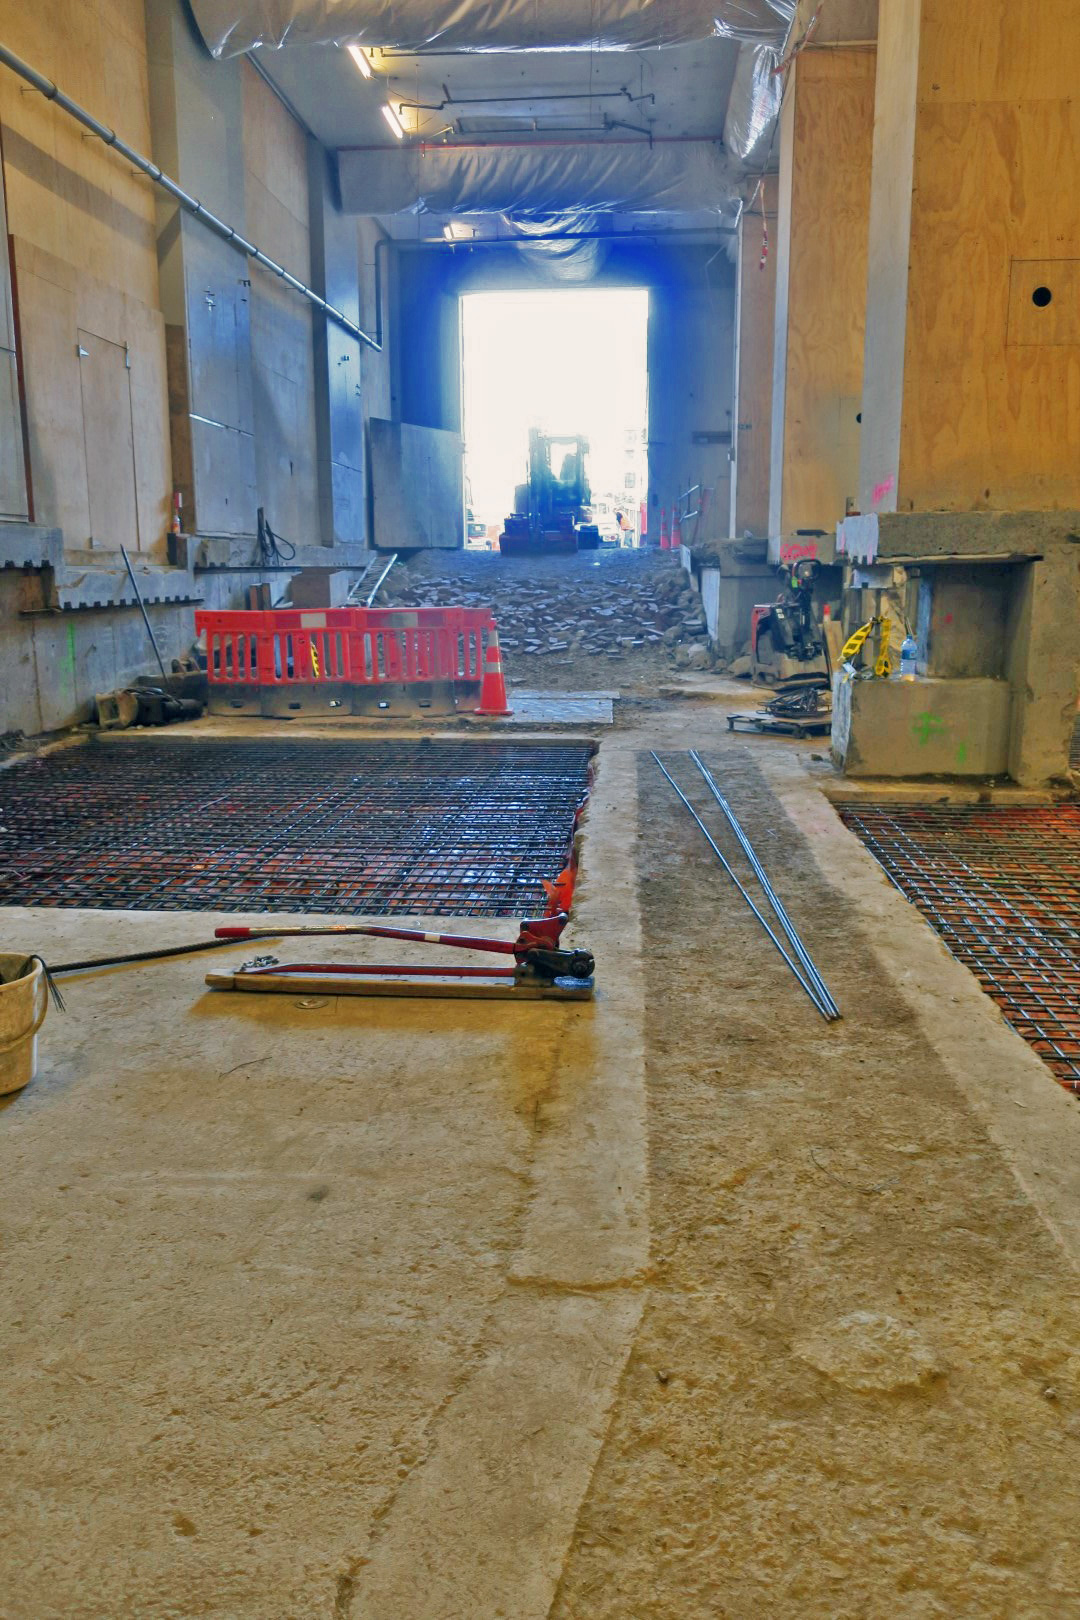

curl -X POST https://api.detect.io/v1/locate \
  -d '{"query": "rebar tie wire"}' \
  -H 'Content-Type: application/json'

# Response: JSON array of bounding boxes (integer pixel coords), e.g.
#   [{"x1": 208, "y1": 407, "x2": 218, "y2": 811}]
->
[{"x1": 651, "y1": 752, "x2": 840, "y2": 1023}]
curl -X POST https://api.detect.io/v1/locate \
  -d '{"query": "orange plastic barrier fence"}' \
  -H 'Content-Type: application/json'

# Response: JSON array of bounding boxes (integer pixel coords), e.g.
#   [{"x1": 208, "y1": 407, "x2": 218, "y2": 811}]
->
[{"x1": 196, "y1": 606, "x2": 493, "y2": 691}]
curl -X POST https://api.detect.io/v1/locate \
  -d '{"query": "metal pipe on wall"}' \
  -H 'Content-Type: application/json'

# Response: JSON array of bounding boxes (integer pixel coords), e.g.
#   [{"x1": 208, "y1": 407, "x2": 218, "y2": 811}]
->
[{"x1": 0, "y1": 42, "x2": 383, "y2": 353}]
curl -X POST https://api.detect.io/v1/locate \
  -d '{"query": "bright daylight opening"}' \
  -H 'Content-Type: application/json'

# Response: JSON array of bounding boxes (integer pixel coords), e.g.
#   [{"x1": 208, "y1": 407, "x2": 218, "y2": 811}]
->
[{"x1": 461, "y1": 287, "x2": 649, "y2": 550}]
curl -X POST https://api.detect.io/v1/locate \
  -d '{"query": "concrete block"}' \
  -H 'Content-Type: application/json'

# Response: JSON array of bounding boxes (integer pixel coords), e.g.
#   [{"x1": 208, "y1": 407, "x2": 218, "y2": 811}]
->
[
  {"x1": 699, "y1": 565, "x2": 773, "y2": 659},
  {"x1": 832, "y1": 675, "x2": 1011, "y2": 778},
  {"x1": 288, "y1": 569, "x2": 353, "y2": 608}
]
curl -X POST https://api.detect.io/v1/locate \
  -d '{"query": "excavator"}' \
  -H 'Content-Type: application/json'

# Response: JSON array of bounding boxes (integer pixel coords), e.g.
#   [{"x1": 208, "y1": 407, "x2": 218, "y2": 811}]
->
[{"x1": 498, "y1": 428, "x2": 602, "y2": 556}]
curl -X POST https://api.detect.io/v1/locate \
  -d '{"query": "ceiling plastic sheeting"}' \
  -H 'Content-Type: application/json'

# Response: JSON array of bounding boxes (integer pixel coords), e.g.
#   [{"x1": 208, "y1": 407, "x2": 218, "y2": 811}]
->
[
  {"x1": 723, "y1": 41, "x2": 783, "y2": 165},
  {"x1": 190, "y1": 0, "x2": 795, "y2": 57},
  {"x1": 338, "y1": 140, "x2": 736, "y2": 216},
  {"x1": 504, "y1": 215, "x2": 607, "y2": 282}
]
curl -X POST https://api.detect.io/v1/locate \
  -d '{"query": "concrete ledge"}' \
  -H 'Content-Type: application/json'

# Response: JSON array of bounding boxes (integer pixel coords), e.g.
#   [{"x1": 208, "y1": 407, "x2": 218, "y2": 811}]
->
[
  {"x1": 0, "y1": 521, "x2": 63, "y2": 571},
  {"x1": 53, "y1": 560, "x2": 203, "y2": 613},
  {"x1": 832, "y1": 674, "x2": 1011, "y2": 778},
  {"x1": 839, "y1": 508, "x2": 1080, "y2": 563}
]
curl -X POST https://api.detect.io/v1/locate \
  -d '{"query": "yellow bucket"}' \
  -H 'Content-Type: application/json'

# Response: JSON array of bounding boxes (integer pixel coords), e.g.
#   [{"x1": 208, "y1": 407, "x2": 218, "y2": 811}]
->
[{"x1": 0, "y1": 954, "x2": 48, "y2": 1095}]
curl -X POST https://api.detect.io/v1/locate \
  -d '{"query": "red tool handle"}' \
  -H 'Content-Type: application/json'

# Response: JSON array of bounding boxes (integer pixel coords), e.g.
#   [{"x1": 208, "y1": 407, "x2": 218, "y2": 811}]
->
[{"x1": 212, "y1": 923, "x2": 516, "y2": 955}]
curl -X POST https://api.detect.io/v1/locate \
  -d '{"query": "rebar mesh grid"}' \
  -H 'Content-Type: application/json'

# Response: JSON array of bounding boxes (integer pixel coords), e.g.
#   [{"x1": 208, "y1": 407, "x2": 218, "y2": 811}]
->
[
  {"x1": 0, "y1": 741, "x2": 593, "y2": 917},
  {"x1": 840, "y1": 803, "x2": 1080, "y2": 1091}
]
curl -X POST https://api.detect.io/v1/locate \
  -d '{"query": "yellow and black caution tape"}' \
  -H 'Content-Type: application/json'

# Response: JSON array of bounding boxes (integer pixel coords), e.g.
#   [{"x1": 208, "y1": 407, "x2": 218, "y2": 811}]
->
[{"x1": 840, "y1": 616, "x2": 892, "y2": 678}]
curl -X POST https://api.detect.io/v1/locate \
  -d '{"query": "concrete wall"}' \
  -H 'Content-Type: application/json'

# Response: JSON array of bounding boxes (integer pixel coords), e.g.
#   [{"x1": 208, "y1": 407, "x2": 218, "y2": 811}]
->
[
  {"x1": 0, "y1": 126, "x2": 27, "y2": 521},
  {"x1": 370, "y1": 420, "x2": 464, "y2": 550},
  {"x1": 242, "y1": 63, "x2": 320, "y2": 549},
  {"x1": 0, "y1": 0, "x2": 170, "y2": 552},
  {"x1": 0, "y1": 0, "x2": 401, "y2": 736}
]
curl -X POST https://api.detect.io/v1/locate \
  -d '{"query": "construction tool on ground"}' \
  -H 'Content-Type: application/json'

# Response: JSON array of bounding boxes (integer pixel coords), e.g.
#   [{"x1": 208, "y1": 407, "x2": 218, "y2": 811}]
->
[
  {"x1": 727, "y1": 686, "x2": 832, "y2": 738},
  {"x1": 688, "y1": 751, "x2": 840, "y2": 1019},
  {"x1": 43, "y1": 912, "x2": 592, "y2": 990},
  {"x1": 751, "y1": 556, "x2": 831, "y2": 689},
  {"x1": 499, "y1": 428, "x2": 602, "y2": 556},
  {"x1": 205, "y1": 912, "x2": 595, "y2": 1001},
  {"x1": 651, "y1": 753, "x2": 839, "y2": 1022}
]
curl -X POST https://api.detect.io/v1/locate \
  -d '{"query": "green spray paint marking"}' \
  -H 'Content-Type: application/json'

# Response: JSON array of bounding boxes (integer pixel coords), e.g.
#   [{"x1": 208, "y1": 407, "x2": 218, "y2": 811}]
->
[
  {"x1": 955, "y1": 741, "x2": 968, "y2": 767},
  {"x1": 913, "y1": 712, "x2": 945, "y2": 746}
]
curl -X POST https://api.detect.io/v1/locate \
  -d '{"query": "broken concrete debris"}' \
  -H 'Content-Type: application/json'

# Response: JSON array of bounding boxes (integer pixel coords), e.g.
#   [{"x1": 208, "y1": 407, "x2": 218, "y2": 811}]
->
[{"x1": 378, "y1": 550, "x2": 715, "y2": 685}]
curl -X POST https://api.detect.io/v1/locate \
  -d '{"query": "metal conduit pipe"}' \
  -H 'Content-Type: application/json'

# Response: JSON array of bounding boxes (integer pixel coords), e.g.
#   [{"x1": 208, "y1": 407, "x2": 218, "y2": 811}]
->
[{"x1": 0, "y1": 42, "x2": 382, "y2": 353}]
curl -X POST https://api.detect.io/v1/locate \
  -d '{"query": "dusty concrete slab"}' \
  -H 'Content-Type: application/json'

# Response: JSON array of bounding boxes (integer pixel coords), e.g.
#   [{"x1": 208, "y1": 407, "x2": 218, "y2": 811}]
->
[
  {"x1": 3, "y1": 700, "x2": 1080, "y2": 1618},
  {"x1": 0, "y1": 723, "x2": 647, "y2": 1619}
]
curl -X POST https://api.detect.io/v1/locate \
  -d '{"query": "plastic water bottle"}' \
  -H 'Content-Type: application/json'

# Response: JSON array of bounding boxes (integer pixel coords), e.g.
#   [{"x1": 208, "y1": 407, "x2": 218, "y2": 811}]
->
[{"x1": 900, "y1": 634, "x2": 919, "y2": 680}]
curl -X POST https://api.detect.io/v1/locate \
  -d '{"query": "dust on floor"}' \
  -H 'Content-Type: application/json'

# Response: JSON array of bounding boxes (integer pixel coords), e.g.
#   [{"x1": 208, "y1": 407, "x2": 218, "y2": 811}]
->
[{"x1": 552, "y1": 746, "x2": 1080, "y2": 1620}]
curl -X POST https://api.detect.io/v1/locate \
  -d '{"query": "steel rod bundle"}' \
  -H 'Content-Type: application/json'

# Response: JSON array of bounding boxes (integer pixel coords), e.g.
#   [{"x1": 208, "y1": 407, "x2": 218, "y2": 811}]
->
[
  {"x1": 688, "y1": 750, "x2": 840, "y2": 1019},
  {"x1": 651, "y1": 752, "x2": 840, "y2": 1022}
]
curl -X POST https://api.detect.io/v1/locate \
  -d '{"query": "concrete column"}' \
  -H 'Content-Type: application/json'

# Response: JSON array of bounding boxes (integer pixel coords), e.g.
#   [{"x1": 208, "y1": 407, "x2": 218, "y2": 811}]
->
[
  {"x1": 730, "y1": 174, "x2": 777, "y2": 539},
  {"x1": 307, "y1": 140, "x2": 364, "y2": 546},
  {"x1": 860, "y1": 0, "x2": 1080, "y2": 515},
  {"x1": 768, "y1": 46, "x2": 876, "y2": 538},
  {"x1": 145, "y1": 0, "x2": 256, "y2": 537}
]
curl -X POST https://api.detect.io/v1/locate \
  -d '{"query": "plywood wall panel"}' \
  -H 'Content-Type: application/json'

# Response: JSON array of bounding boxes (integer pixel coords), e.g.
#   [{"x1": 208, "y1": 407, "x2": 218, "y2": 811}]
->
[
  {"x1": 919, "y1": 0, "x2": 1080, "y2": 105},
  {"x1": 898, "y1": 92, "x2": 1080, "y2": 511},
  {"x1": 857, "y1": 0, "x2": 920, "y2": 512},
  {"x1": 777, "y1": 49, "x2": 876, "y2": 535}
]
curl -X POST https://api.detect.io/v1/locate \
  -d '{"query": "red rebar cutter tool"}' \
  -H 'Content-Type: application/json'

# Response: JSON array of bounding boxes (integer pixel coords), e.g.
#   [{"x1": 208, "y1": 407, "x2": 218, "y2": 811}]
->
[{"x1": 204, "y1": 912, "x2": 595, "y2": 1001}]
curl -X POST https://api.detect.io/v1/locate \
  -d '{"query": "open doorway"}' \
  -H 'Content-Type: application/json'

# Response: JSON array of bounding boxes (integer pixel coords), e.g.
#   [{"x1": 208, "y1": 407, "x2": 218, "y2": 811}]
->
[{"x1": 460, "y1": 288, "x2": 649, "y2": 549}]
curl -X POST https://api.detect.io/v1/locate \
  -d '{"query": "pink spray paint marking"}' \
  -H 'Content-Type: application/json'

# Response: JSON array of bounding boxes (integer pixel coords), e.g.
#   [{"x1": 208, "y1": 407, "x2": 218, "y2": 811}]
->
[
  {"x1": 779, "y1": 539, "x2": 819, "y2": 564},
  {"x1": 871, "y1": 475, "x2": 896, "y2": 507}
]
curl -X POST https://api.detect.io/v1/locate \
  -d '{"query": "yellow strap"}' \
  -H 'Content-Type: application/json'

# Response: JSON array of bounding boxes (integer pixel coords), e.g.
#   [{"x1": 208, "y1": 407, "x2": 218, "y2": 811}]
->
[
  {"x1": 873, "y1": 616, "x2": 893, "y2": 679},
  {"x1": 841, "y1": 616, "x2": 894, "y2": 677},
  {"x1": 840, "y1": 621, "x2": 872, "y2": 662}
]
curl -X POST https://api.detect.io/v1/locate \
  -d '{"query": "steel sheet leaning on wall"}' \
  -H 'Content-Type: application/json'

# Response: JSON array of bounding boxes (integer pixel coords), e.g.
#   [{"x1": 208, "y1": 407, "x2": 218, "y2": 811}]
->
[{"x1": 189, "y1": 0, "x2": 793, "y2": 57}]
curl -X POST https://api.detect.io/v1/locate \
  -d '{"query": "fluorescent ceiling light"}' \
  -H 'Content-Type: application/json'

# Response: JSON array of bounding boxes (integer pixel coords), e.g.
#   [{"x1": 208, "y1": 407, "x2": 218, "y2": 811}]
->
[
  {"x1": 346, "y1": 43, "x2": 373, "y2": 78},
  {"x1": 382, "y1": 103, "x2": 406, "y2": 139}
]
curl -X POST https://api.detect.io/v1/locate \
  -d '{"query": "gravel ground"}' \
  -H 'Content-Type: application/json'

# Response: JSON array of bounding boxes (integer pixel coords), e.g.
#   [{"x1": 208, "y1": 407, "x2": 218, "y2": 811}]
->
[{"x1": 378, "y1": 547, "x2": 716, "y2": 692}]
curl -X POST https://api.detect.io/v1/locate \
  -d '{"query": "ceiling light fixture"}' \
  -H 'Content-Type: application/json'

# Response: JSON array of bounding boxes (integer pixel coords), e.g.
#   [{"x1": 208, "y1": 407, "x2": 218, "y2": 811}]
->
[
  {"x1": 346, "y1": 43, "x2": 373, "y2": 78},
  {"x1": 382, "y1": 103, "x2": 406, "y2": 140}
]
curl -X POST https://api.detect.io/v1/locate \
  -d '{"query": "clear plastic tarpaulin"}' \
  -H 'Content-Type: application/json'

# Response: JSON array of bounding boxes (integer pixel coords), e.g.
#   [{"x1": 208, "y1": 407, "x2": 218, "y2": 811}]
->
[
  {"x1": 189, "y1": 0, "x2": 795, "y2": 57},
  {"x1": 337, "y1": 139, "x2": 736, "y2": 215},
  {"x1": 723, "y1": 41, "x2": 784, "y2": 164}
]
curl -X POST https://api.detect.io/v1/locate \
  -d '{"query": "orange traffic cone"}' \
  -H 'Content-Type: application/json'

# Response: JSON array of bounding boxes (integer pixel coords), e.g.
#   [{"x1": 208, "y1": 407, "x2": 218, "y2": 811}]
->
[
  {"x1": 659, "y1": 508, "x2": 669, "y2": 550},
  {"x1": 474, "y1": 626, "x2": 513, "y2": 716},
  {"x1": 671, "y1": 512, "x2": 683, "y2": 550}
]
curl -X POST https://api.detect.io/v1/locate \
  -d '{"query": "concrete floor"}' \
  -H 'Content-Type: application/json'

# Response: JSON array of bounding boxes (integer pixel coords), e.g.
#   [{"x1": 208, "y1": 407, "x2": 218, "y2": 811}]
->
[{"x1": 1, "y1": 701, "x2": 1079, "y2": 1618}]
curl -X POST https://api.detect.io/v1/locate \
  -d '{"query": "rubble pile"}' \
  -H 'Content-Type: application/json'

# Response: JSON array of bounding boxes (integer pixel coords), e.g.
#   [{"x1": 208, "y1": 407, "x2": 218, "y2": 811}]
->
[{"x1": 379, "y1": 548, "x2": 715, "y2": 689}]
